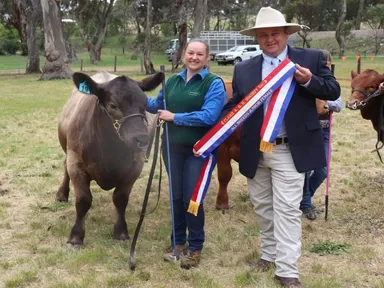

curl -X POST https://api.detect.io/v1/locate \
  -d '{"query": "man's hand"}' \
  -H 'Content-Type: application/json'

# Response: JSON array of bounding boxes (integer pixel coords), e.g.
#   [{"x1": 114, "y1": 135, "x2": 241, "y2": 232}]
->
[
  {"x1": 294, "y1": 64, "x2": 312, "y2": 84},
  {"x1": 158, "y1": 110, "x2": 175, "y2": 122}
]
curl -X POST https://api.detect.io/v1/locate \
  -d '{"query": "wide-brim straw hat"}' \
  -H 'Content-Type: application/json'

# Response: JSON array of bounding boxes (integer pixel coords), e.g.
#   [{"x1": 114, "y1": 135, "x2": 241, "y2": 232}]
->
[{"x1": 240, "y1": 6, "x2": 306, "y2": 36}]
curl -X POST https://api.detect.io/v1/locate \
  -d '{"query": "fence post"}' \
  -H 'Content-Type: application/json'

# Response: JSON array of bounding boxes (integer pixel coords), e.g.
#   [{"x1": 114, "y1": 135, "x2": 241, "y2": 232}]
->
[
  {"x1": 140, "y1": 55, "x2": 144, "y2": 73},
  {"x1": 18, "y1": 61, "x2": 20, "y2": 74},
  {"x1": 357, "y1": 56, "x2": 361, "y2": 74},
  {"x1": 331, "y1": 64, "x2": 335, "y2": 76},
  {"x1": 114, "y1": 56, "x2": 117, "y2": 72},
  {"x1": 80, "y1": 59, "x2": 83, "y2": 72}
]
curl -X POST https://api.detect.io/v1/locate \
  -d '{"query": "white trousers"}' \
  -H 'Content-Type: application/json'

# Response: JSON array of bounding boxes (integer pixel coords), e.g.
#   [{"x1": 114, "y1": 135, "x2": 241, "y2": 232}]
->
[{"x1": 247, "y1": 144, "x2": 305, "y2": 278}]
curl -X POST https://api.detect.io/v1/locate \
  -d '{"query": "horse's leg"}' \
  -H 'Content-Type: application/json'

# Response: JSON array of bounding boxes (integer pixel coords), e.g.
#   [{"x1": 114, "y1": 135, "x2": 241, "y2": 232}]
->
[
  {"x1": 112, "y1": 181, "x2": 134, "y2": 240},
  {"x1": 56, "y1": 158, "x2": 70, "y2": 202},
  {"x1": 216, "y1": 144, "x2": 232, "y2": 211},
  {"x1": 67, "y1": 155, "x2": 92, "y2": 247}
]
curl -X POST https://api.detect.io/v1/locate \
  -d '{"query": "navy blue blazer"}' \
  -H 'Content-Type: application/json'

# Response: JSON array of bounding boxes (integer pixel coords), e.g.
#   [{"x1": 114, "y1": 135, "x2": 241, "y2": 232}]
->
[{"x1": 222, "y1": 46, "x2": 341, "y2": 179}]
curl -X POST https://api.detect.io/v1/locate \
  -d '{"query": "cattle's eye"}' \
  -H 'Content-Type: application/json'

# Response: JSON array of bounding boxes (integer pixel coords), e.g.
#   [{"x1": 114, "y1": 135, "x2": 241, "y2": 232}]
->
[{"x1": 110, "y1": 103, "x2": 118, "y2": 110}]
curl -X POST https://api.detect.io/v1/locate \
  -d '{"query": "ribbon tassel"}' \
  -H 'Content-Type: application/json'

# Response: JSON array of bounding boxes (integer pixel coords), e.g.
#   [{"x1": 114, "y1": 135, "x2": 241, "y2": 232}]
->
[
  {"x1": 260, "y1": 140, "x2": 274, "y2": 153},
  {"x1": 187, "y1": 201, "x2": 199, "y2": 216}
]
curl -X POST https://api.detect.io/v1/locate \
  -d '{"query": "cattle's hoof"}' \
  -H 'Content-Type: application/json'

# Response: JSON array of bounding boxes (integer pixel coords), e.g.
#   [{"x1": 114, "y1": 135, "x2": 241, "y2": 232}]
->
[
  {"x1": 66, "y1": 241, "x2": 83, "y2": 249},
  {"x1": 113, "y1": 232, "x2": 130, "y2": 241},
  {"x1": 56, "y1": 191, "x2": 69, "y2": 202},
  {"x1": 215, "y1": 204, "x2": 229, "y2": 211}
]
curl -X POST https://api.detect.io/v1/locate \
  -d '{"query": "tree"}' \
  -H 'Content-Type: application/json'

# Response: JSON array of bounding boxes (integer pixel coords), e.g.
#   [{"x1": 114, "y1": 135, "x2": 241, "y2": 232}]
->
[
  {"x1": 40, "y1": 0, "x2": 72, "y2": 80},
  {"x1": 355, "y1": 0, "x2": 365, "y2": 29},
  {"x1": 335, "y1": 0, "x2": 347, "y2": 58},
  {"x1": 364, "y1": 4, "x2": 384, "y2": 55},
  {"x1": 143, "y1": 0, "x2": 155, "y2": 74},
  {"x1": 68, "y1": 0, "x2": 114, "y2": 64},
  {"x1": 174, "y1": 0, "x2": 187, "y2": 68},
  {"x1": 191, "y1": 0, "x2": 206, "y2": 38},
  {"x1": 13, "y1": 0, "x2": 42, "y2": 73}
]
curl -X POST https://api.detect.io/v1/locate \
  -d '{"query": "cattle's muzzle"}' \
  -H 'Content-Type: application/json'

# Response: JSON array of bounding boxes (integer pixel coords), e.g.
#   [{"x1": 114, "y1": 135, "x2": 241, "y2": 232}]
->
[
  {"x1": 346, "y1": 100, "x2": 366, "y2": 110},
  {"x1": 347, "y1": 88, "x2": 382, "y2": 110}
]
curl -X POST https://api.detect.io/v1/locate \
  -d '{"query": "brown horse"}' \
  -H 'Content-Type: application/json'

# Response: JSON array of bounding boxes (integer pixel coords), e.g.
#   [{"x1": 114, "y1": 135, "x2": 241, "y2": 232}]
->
[
  {"x1": 346, "y1": 69, "x2": 384, "y2": 157},
  {"x1": 215, "y1": 82, "x2": 329, "y2": 211}
]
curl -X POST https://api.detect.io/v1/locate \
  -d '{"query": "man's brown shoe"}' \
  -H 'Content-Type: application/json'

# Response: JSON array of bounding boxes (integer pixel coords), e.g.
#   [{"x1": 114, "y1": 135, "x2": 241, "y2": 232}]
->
[
  {"x1": 180, "y1": 250, "x2": 201, "y2": 269},
  {"x1": 163, "y1": 244, "x2": 187, "y2": 262},
  {"x1": 274, "y1": 275, "x2": 303, "y2": 288},
  {"x1": 248, "y1": 258, "x2": 275, "y2": 272}
]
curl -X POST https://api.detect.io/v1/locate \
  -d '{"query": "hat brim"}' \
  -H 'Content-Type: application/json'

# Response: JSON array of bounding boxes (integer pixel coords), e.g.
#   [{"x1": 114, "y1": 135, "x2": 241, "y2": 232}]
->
[{"x1": 240, "y1": 24, "x2": 302, "y2": 36}]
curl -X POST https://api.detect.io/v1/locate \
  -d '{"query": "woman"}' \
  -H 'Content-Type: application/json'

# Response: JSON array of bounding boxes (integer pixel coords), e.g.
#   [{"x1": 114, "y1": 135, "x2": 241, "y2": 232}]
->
[{"x1": 146, "y1": 39, "x2": 226, "y2": 269}]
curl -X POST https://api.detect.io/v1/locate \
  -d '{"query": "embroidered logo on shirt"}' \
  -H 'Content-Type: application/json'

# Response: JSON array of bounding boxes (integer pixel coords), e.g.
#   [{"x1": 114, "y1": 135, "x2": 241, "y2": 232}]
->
[{"x1": 189, "y1": 91, "x2": 200, "y2": 96}]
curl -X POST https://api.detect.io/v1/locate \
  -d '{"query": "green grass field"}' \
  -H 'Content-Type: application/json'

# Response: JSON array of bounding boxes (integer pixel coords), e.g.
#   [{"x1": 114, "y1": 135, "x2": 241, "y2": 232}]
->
[{"x1": 1, "y1": 52, "x2": 384, "y2": 287}]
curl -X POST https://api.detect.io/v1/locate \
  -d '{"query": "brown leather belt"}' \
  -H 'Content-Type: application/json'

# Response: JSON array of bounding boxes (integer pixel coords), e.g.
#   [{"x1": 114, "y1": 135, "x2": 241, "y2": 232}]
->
[{"x1": 274, "y1": 137, "x2": 289, "y2": 145}]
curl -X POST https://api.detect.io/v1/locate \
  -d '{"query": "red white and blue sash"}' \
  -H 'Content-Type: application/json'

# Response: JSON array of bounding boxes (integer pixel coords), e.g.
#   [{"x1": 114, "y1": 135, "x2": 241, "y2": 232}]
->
[{"x1": 187, "y1": 58, "x2": 297, "y2": 216}]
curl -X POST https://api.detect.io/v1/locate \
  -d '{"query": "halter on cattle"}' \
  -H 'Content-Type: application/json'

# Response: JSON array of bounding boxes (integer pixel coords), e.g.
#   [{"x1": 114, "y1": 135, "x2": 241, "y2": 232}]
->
[{"x1": 347, "y1": 69, "x2": 384, "y2": 162}]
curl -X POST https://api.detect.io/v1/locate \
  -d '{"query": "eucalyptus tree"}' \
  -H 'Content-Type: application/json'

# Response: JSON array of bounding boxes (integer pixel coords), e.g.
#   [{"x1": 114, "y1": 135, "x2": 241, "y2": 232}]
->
[
  {"x1": 364, "y1": 4, "x2": 384, "y2": 55},
  {"x1": 335, "y1": 0, "x2": 347, "y2": 57},
  {"x1": 40, "y1": 0, "x2": 72, "y2": 79},
  {"x1": 143, "y1": 0, "x2": 155, "y2": 74},
  {"x1": 62, "y1": 0, "x2": 115, "y2": 64},
  {"x1": 13, "y1": 0, "x2": 42, "y2": 73}
]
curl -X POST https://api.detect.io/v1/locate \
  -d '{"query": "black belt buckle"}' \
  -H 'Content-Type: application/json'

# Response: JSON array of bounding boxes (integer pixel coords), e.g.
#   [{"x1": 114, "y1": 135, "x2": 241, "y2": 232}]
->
[{"x1": 274, "y1": 137, "x2": 288, "y2": 145}]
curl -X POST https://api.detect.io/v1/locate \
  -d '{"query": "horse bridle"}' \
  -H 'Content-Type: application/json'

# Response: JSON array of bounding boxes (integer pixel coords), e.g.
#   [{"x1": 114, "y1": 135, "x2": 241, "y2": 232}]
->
[
  {"x1": 99, "y1": 103, "x2": 148, "y2": 141},
  {"x1": 349, "y1": 88, "x2": 382, "y2": 109}
]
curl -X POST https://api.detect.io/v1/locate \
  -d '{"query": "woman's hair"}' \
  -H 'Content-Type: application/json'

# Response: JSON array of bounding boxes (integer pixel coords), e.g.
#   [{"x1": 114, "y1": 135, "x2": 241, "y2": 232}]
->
[
  {"x1": 184, "y1": 38, "x2": 210, "y2": 56},
  {"x1": 321, "y1": 49, "x2": 332, "y2": 63}
]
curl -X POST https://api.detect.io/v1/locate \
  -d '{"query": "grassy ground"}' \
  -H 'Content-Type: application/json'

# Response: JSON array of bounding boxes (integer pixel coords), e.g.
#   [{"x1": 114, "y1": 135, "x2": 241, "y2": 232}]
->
[{"x1": 1, "y1": 60, "x2": 384, "y2": 288}]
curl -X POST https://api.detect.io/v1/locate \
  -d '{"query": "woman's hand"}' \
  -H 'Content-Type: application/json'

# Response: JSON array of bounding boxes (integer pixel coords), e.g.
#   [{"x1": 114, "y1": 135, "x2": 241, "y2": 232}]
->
[
  {"x1": 158, "y1": 110, "x2": 175, "y2": 122},
  {"x1": 193, "y1": 141, "x2": 201, "y2": 157},
  {"x1": 380, "y1": 82, "x2": 384, "y2": 92}
]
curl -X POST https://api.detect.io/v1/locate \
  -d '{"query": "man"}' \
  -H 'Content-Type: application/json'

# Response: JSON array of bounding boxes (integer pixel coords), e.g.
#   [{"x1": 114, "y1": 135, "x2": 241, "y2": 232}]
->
[{"x1": 223, "y1": 7, "x2": 340, "y2": 288}]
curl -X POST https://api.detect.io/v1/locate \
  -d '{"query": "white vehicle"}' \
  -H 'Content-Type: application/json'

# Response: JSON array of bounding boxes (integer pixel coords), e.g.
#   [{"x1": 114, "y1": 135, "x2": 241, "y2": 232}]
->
[{"x1": 215, "y1": 45, "x2": 262, "y2": 65}]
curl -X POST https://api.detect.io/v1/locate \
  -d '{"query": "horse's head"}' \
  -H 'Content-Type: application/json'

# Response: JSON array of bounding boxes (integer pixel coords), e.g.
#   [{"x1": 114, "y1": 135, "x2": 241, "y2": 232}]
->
[{"x1": 346, "y1": 69, "x2": 384, "y2": 110}]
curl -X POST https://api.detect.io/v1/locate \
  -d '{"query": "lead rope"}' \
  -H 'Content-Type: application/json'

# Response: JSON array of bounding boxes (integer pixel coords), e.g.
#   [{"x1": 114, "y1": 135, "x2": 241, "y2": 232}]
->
[
  {"x1": 373, "y1": 95, "x2": 384, "y2": 163},
  {"x1": 129, "y1": 117, "x2": 162, "y2": 271}
]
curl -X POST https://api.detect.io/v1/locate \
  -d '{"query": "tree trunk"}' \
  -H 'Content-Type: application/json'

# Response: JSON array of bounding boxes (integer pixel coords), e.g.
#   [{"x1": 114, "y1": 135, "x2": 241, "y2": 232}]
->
[
  {"x1": 191, "y1": 0, "x2": 206, "y2": 38},
  {"x1": 214, "y1": 14, "x2": 220, "y2": 31},
  {"x1": 297, "y1": 31, "x2": 311, "y2": 48},
  {"x1": 204, "y1": 5, "x2": 210, "y2": 31},
  {"x1": 335, "y1": 0, "x2": 347, "y2": 58},
  {"x1": 174, "y1": 0, "x2": 187, "y2": 68},
  {"x1": 355, "y1": 0, "x2": 365, "y2": 30},
  {"x1": 13, "y1": 0, "x2": 41, "y2": 73},
  {"x1": 40, "y1": 0, "x2": 72, "y2": 80},
  {"x1": 143, "y1": 0, "x2": 156, "y2": 74},
  {"x1": 26, "y1": 20, "x2": 41, "y2": 73}
]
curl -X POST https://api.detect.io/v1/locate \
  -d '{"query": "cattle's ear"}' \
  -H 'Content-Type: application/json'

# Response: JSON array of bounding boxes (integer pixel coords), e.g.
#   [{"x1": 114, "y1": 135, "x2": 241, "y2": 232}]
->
[
  {"x1": 136, "y1": 72, "x2": 165, "y2": 92},
  {"x1": 351, "y1": 70, "x2": 358, "y2": 79},
  {"x1": 73, "y1": 72, "x2": 101, "y2": 96}
]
